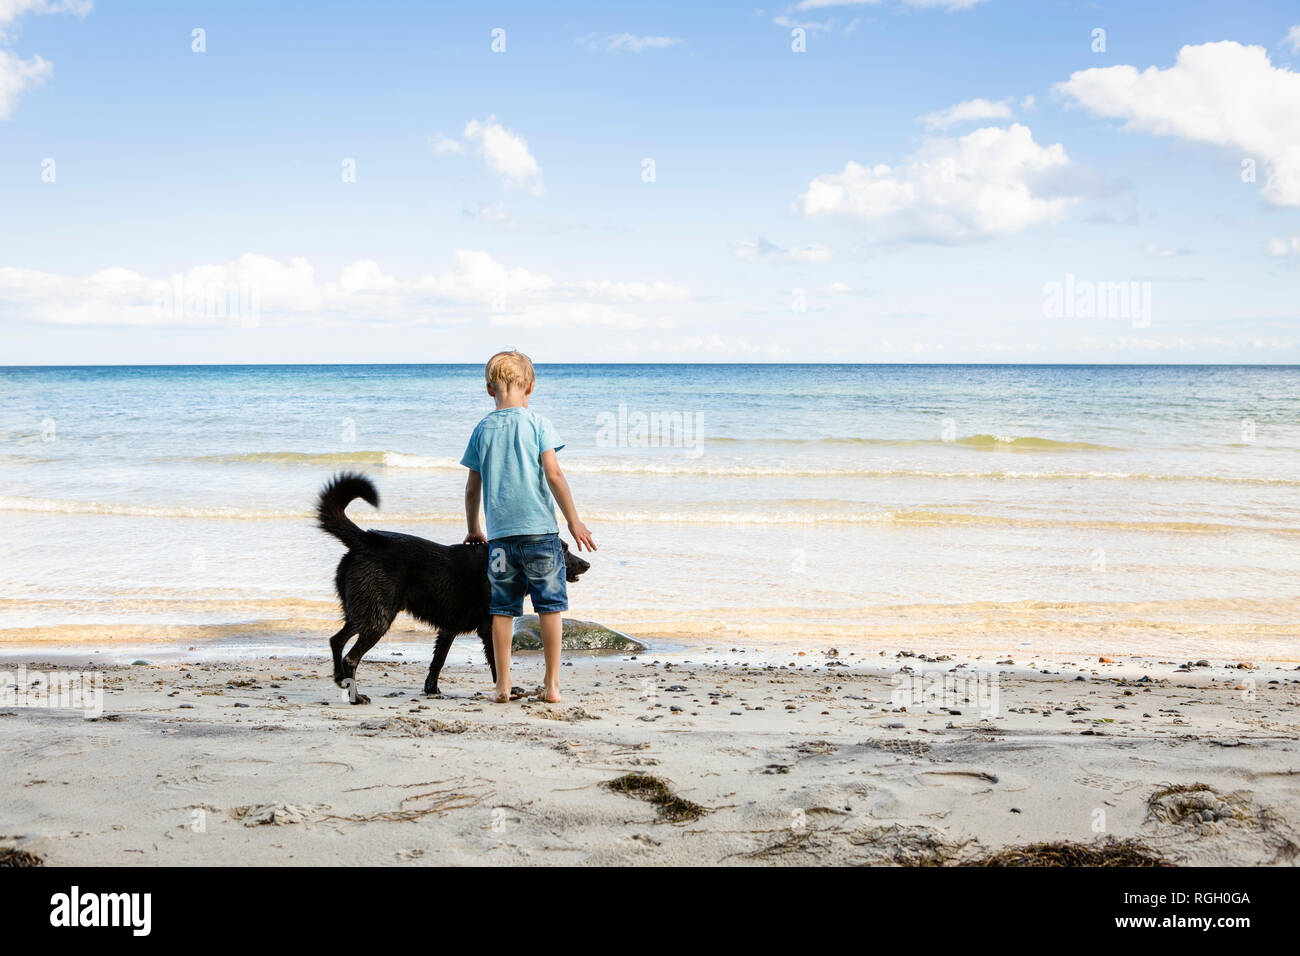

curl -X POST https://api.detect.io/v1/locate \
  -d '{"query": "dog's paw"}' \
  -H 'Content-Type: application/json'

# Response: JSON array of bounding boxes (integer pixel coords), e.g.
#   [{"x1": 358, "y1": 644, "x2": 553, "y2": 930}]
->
[
  {"x1": 422, "y1": 677, "x2": 440, "y2": 696},
  {"x1": 349, "y1": 692, "x2": 371, "y2": 705}
]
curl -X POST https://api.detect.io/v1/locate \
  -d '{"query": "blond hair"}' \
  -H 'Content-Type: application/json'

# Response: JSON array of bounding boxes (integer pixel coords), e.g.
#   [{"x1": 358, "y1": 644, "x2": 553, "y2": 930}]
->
[{"x1": 484, "y1": 349, "x2": 535, "y2": 392}]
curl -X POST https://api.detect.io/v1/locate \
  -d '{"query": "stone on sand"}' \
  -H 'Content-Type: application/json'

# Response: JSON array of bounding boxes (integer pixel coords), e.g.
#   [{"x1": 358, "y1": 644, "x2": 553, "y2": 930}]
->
[{"x1": 511, "y1": 616, "x2": 645, "y2": 653}]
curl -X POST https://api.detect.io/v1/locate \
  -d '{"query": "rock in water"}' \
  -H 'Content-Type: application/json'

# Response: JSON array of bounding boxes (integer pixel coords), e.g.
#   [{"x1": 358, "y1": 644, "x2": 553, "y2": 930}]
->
[{"x1": 511, "y1": 616, "x2": 645, "y2": 653}]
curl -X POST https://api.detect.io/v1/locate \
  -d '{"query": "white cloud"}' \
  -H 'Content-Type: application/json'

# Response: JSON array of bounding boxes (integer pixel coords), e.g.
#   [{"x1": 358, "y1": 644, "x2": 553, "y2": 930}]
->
[
  {"x1": 795, "y1": 0, "x2": 881, "y2": 9},
  {"x1": 1266, "y1": 235, "x2": 1300, "y2": 256},
  {"x1": 1054, "y1": 41, "x2": 1300, "y2": 206},
  {"x1": 463, "y1": 117, "x2": 545, "y2": 195},
  {"x1": 0, "y1": 48, "x2": 48, "y2": 118},
  {"x1": 0, "y1": 0, "x2": 91, "y2": 34},
  {"x1": 576, "y1": 279, "x2": 690, "y2": 302},
  {"x1": 0, "y1": 0, "x2": 90, "y2": 118},
  {"x1": 579, "y1": 33, "x2": 682, "y2": 53},
  {"x1": 795, "y1": 123, "x2": 1077, "y2": 242},
  {"x1": 1285, "y1": 25, "x2": 1300, "y2": 53},
  {"x1": 1143, "y1": 242, "x2": 1191, "y2": 258},
  {"x1": 916, "y1": 97, "x2": 1014, "y2": 131},
  {"x1": 772, "y1": 15, "x2": 836, "y2": 33},
  {"x1": 429, "y1": 135, "x2": 462, "y2": 156},
  {"x1": 735, "y1": 236, "x2": 832, "y2": 262},
  {"x1": 417, "y1": 250, "x2": 553, "y2": 303},
  {"x1": 338, "y1": 260, "x2": 400, "y2": 294},
  {"x1": 463, "y1": 201, "x2": 513, "y2": 226},
  {"x1": 0, "y1": 254, "x2": 320, "y2": 325},
  {"x1": 490, "y1": 303, "x2": 667, "y2": 330},
  {"x1": 635, "y1": 334, "x2": 788, "y2": 357},
  {"x1": 0, "y1": 251, "x2": 690, "y2": 328},
  {"x1": 785, "y1": 244, "x2": 833, "y2": 263},
  {"x1": 901, "y1": 0, "x2": 986, "y2": 9}
]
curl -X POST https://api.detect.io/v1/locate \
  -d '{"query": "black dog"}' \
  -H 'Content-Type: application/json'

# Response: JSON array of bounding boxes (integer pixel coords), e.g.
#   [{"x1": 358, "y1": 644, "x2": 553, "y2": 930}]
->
[{"x1": 316, "y1": 472, "x2": 591, "y2": 703}]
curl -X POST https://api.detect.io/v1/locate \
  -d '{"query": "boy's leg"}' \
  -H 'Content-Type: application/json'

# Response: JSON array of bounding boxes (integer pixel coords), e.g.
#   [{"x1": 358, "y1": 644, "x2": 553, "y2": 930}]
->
[
  {"x1": 487, "y1": 537, "x2": 526, "y2": 703},
  {"x1": 491, "y1": 614, "x2": 514, "y2": 702},
  {"x1": 538, "y1": 611, "x2": 562, "y2": 703}
]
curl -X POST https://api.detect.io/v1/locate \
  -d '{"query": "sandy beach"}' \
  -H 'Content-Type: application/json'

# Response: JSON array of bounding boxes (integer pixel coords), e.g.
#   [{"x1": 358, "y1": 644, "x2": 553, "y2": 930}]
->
[{"x1": 3, "y1": 648, "x2": 1297, "y2": 867}]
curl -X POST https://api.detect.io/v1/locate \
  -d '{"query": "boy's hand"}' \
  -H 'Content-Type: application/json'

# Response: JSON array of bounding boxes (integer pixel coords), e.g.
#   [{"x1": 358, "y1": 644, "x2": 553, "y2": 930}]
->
[
  {"x1": 567, "y1": 520, "x2": 596, "y2": 552},
  {"x1": 464, "y1": 530, "x2": 487, "y2": 544}
]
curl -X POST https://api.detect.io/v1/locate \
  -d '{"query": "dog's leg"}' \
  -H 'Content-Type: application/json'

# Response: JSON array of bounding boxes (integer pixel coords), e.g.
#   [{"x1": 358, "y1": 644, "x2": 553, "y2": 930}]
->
[
  {"x1": 329, "y1": 624, "x2": 354, "y2": 686},
  {"x1": 478, "y1": 621, "x2": 497, "y2": 683},
  {"x1": 341, "y1": 630, "x2": 383, "y2": 705},
  {"x1": 424, "y1": 629, "x2": 455, "y2": 696}
]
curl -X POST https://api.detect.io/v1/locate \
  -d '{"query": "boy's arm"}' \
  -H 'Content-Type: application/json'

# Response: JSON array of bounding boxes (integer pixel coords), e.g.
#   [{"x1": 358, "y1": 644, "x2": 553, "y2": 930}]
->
[
  {"x1": 463, "y1": 470, "x2": 486, "y2": 544},
  {"x1": 541, "y1": 449, "x2": 596, "y2": 552}
]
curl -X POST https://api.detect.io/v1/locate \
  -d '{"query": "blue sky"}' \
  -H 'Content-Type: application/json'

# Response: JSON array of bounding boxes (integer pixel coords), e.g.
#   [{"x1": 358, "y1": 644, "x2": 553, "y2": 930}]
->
[{"x1": 1, "y1": 0, "x2": 1298, "y2": 363}]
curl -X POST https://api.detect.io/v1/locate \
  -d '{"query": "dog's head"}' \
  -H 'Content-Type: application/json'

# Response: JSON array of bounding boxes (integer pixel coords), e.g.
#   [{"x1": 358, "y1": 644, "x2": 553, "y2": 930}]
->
[{"x1": 561, "y1": 539, "x2": 591, "y2": 582}]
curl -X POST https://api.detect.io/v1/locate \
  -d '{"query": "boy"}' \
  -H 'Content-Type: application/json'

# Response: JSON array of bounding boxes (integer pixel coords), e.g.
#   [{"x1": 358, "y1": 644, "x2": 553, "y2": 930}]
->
[{"x1": 461, "y1": 350, "x2": 596, "y2": 704}]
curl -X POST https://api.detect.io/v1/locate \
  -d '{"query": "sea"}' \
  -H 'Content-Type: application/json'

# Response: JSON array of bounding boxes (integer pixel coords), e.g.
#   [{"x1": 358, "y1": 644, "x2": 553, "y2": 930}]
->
[{"x1": 2, "y1": 364, "x2": 1298, "y2": 661}]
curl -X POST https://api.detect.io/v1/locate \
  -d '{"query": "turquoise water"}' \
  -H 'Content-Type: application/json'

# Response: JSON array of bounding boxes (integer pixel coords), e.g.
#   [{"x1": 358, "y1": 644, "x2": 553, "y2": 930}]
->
[{"x1": 2, "y1": 364, "x2": 1298, "y2": 658}]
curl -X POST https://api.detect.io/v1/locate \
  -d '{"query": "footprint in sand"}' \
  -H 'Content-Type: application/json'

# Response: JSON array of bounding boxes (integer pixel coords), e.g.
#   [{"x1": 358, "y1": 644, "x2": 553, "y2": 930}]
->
[
  {"x1": 190, "y1": 755, "x2": 277, "y2": 778},
  {"x1": 1072, "y1": 771, "x2": 1124, "y2": 792},
  {"x1": 301, "y1": 759, "x2": 356, "y2": 775},
  {"x1": 152, "y1": 771, "x2": 228, "y2": 794},
  {"x1": 917, "y1": 769, "x2": 1017, "y2": 793}
]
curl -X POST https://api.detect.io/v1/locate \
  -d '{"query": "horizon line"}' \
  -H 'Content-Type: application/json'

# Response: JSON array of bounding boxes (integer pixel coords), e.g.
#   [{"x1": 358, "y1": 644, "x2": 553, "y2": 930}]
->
[{"x1": 3, "y1": 362, "x2": 1300, "y2": 370}]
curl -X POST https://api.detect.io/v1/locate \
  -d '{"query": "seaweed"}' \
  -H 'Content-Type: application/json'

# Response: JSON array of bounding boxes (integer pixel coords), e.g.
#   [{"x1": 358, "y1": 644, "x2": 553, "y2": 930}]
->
[
  {"x1": 1146, "y1": 783, "x2": 1249, "y2": 825},
  {"x1": 851, "y1": 826, "x2": 1168, "y2": 867},
  {"x1": 0, "y1": 847, "x2": 44, "y2": 867},
  {"x1": 852, "y1": 824, "x2": 968, "y2": 866},
  {"x1": 959, "y1": 838, "x2": 1171, "y2": 868},
  {"x1": 604, "y1": 773, "x2": 707, "y2": 823}
]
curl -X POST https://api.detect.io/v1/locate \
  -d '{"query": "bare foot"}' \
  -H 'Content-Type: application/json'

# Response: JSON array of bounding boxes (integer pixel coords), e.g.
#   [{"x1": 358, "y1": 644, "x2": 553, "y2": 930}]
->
[{"x1": 536, "y1": 687, "x2": 562, "y2": 703}]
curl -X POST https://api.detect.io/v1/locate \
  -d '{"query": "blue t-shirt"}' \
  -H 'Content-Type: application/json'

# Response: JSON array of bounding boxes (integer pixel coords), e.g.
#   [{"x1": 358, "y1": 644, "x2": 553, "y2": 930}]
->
[{"x1": 460, "y1": 407, "x2": 565, "y2": 540}]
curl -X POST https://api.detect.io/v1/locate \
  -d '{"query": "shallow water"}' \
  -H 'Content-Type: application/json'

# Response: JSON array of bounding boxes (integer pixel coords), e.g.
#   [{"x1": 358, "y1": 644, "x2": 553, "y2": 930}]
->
[{"x1": 2, "y1": 364, "x2": 1298, "y2": 659}]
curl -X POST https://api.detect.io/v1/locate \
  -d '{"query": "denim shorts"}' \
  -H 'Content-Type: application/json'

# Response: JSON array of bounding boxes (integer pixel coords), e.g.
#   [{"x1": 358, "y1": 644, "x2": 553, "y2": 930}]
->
[{"x1": 488, "y1": 532, "x2": 568, "y2": 617}]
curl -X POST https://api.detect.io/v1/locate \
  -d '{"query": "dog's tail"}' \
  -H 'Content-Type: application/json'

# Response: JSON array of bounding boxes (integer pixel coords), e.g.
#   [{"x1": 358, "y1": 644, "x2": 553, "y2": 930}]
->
[{"x1": 316, "y1": 472, "x2": 381, "y2": 550}]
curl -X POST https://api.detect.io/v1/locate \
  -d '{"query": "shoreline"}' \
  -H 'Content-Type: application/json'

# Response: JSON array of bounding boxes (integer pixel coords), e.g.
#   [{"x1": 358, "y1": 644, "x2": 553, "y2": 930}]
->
[
  {"x1": 5, "y1": 606, "x2": 1298, "y2": 663},
  {"x1": 2, "y1": 651, "x2": 1297, "y2": 866},
  {"x1": 4, "y1": 642, "x2": 1296, "y2": 685}
]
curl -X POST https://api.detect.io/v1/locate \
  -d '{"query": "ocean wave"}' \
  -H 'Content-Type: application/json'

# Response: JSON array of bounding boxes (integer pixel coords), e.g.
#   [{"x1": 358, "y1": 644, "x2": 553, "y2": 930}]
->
[
  {"x1": 0, "y1": 496, "x2": 305, "y2": 520},
  {"x1": 200, "y1": 450, "x2": 391, "y2": 465},
  {"x1": 180, "y1": 449, "x2": 1300, "y2": 485},
  {"x1": 2, "y1": 495, "x2": 1295, "y2": 534},
  {"x1": 198, "y1": 436, "x2": 1118, "y2": 469},
  {"x1": 585, "y1": 510, "x2": 1300, "y2": 533},
  {"x1": 952, "y1": 433, "x2": 1119, "y2": 451},
  {"x1": 707, "y1": 433, "x2": 1122, "y2": 451}
]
